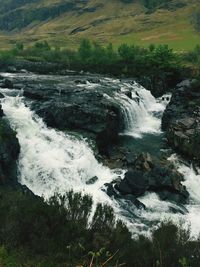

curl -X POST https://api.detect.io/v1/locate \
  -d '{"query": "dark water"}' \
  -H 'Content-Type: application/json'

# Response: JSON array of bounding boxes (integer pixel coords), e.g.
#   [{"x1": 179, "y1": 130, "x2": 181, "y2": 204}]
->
[{"x1": 119, "y1": 132, "x2": 168, "y2": 157}]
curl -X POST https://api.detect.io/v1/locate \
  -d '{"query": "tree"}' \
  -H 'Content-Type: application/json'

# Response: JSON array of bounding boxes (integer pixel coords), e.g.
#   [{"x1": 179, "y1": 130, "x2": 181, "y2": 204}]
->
[
  {"x1": 34, "y1": 41, "x2": 51, "y2": 51},
  {"x1": 78, "y1": 39, "x2": 92, "y2": 63},
  {"x1": 15, "y1": 42, "x2": 24, "y2": 51},
  {"x1": 193, "y1": 11, "x2": 200, "y2": 33}
]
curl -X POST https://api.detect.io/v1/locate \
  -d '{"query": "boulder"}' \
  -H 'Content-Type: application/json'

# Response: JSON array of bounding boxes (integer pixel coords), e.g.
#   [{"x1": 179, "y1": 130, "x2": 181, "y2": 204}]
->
[
  {"x1": 130, "y1": 152, "x2": 154, "y2": 171},
  {"x1": 0, "y1": 93, "x2": 4, "y2": 99},
  {"x1": 115, "y1": 153, "x2": 189, "y2": 205},
  {"x1": 115, "y1": 170, "x2": 148, "y2": 197},
  {"x1": 86, "y1": 176, "x2": 98, "y2": 185}
]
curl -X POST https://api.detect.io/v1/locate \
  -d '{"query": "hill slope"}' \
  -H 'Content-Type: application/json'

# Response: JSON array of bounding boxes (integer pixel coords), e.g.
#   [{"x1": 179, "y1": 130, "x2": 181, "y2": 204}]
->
[{"x1": 0, "y1": 0, "x2": 199, "y2": 50}]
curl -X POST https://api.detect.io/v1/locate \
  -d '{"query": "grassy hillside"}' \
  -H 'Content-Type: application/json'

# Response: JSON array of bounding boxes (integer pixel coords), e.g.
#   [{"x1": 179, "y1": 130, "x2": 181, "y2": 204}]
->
[{"x1": 0, "y1": 0, "x2": 199, "y2": 50}]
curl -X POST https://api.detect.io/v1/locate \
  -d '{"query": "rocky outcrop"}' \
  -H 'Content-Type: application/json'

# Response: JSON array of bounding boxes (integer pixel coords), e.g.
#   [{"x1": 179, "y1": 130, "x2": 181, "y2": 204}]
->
[
  {"x1": 110, "y1": 153, "x2": 189, "y2": 206},
  {"x1": 4, "y1": 74, "x2": 124, "y2": 155},
  {"x1": 0, "y1": 105, "x2": 20, "y2": 185},
  {"x1": 162, "y1": 80, "x2": 200, "y2": 162}
]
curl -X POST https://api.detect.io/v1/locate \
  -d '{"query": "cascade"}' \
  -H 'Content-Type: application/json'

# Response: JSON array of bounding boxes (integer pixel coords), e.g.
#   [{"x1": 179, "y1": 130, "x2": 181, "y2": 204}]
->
[
  {"x1": 0, "y1": 93, "x2": 121, "y2": 206},
  {"x1": 1, "y1": 75, "x2": 200, "y2": 236},
  {"x1": 114, "y1": 82, "x2": 167, "y2": 137}
]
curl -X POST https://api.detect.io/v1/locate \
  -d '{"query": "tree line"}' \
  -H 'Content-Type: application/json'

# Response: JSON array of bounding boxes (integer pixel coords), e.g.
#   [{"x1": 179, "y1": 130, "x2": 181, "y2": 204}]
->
[
  {"x1": 11, "y1": 39, "x2": 185, "y2": 96},
  {"x1": 1, "y1": 39, "x2": 199, "y2": 96}
]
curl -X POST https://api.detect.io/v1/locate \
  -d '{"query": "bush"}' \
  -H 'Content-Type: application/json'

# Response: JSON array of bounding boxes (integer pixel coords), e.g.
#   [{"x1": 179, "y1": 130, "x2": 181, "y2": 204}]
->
[{"x1": 0, "y1": 186, "x2": 200, "y2": 267}]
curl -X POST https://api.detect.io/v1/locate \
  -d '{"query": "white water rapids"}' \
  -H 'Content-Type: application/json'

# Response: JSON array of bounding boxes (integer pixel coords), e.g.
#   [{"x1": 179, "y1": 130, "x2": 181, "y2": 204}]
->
[
  {"x1": 1, "y1": 74, "x2": 200, "y2": 237},
  {"x1": 114, "y1": 82, "x2": 168, "y2": 137},
  {"x1": 0, "y1": 94, "x2": 121, "y2": 205}
]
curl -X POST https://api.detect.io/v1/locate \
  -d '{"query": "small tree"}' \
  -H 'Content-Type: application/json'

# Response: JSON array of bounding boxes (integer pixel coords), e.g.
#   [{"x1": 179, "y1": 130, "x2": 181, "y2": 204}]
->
[
  {"x1": 15, "y1": 42, "x2": 24, "y2": 51},
  {"x1": 78, "y1": 39, "x2": 92, "y2": 63},
  {"x1": 193, "y1": 11, "x2": 200, "y2": 33}
]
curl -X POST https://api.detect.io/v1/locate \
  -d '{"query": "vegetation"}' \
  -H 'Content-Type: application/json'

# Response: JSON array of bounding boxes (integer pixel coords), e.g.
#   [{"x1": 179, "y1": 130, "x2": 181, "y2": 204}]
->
[
  {"x1": 2, "y1": 38, "x2": 199, "y2": 96},
  {"x1": 2, "y1": 39, "x2": 200, "y2": 96},
  {"x1": 183, "y1": 44, "x2": 200, "y2": 74},
  {"x1": 0, "y1": 0, "x2": 199, "y2": 51},
  {"x1": 192, "y1": 11, "x2": 200, "y2": 33},
  {"x1": 0, "y1": 186, "x2": 200, "y2": 267},
  {"x1": 2, "y1": 39, "x2": 186, "y2": 96},
  {"x1": 143, "y1": 0, "x2": 172, "y2": 10}
]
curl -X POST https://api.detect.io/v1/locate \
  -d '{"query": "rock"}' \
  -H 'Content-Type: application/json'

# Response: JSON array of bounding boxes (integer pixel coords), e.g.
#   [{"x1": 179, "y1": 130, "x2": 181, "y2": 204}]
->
[
  {"x1": 16, "y1": 75, "x2": 123, "y2": 156},
  {"x1": 0, "y1": 103, "x2": 20, "y2": 185},
  {"x1": 0, "y1": 117, "x2": 20, "y2": 185},
  {"x1": 87, "y1": 78, "x2": 101, "y2": 84},
  {"x1": 130, "y1": 152, "x2": 154, "y2": 171},
  {"x1": 7, "y1": 66, "x2": 17, "y2": 73},
  {"x1": 162, "y1": 79, "x2": 200, "y2": 162},
  {"x1": 74, "y1": 80, "x2": 87, "y2": 84},
  {"x1": 158, "y1": 190, "x2": 189, "y2": 206},
  {"x1": 86, "y1": 176, "x2": 98, "y2": 185},
  {"x1": 125, "y1": 91, "x2": 132, "y2": 99},
  {"x1": 0, "y1": 104, "x2": 4, "y2": 117},
  {"x1": 123, "y1": 194, "x2": 146, "y2": 209},
  {"x1": 115, "y1": 153, "x2": 189, "y2": 205},
  {"x1": 2, "y1": 79, "x2": 13, "y2": 89},
  {"x1": 0, "y1": 93, "x2": 4, "y2": 99},
  {"x1": 104, "y1": 183, "x2": 119, "y2": 198},
  {"x1": 116, "y1": 170, "x2": 148, "y2": 197},
  {"x1": 104, "y1": 182, "x2": 146, "y2": 210},
  {"x1": 147, "y1": 166, "x2": 189, "y2": 204}
]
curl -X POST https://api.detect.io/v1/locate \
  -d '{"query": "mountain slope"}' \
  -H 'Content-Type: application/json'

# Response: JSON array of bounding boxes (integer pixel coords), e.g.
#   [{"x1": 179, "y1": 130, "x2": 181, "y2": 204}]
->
[{"x1": 0, "y1": 0, "x2": 199, "y2": 50}]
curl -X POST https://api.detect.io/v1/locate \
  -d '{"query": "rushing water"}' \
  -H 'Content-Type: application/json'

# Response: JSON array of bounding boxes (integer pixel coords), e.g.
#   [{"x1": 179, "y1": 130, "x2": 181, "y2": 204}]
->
[
  {"x1": 115, "y1": 82, "x2": 167, "y2": 138},
  {"x1": 0, "y1": 73, "x2": 200, "y2": 236},
  {"x1": 0, "y1": 94, "x2": 122, "y2": 204}
]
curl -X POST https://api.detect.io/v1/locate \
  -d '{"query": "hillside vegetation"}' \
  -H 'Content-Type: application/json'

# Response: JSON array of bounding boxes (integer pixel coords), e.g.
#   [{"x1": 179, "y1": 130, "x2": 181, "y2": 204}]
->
[{"x1": 0, "y1": 0, "x2": 199, "y2": 50}]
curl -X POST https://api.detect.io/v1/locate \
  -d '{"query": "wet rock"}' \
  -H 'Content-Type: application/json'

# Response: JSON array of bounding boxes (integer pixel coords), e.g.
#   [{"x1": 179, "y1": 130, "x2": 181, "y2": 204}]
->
[
  {"x1": 169, "y1": 203, "x2": 188, "y2": 215},
  {"x1": 74, "y1": 79, "x2": 87, "y2": 84},
  {"x1": 86, "y1": 176, "x2": 98, "y2": 185},
  {"x1": 130, "y1": 152, "x2": 154, "y2": 172},
  {"x1": 162, "y1": 79, "x2": 200, "y2": 162},
  {"x1": 0, "y1": 104, "x2": 4, "y2": 117},
  {"x1": 147, "y1": 166, "x2": 189, "y2": 203},
  {"x1": 104, "y1": 183, "x2": 119, "y2": 198},
  {"x1": 0, "y1": 112, "x2": 20, "y2": 185},
  {"x1": 104, "y1": 182, "x2": 145, "y2": 209},
  {"x1": 2, "y1": 79, "x2": 13, "y2": 89},
  {"x1": 125, "y1": 91, "x2": 132, "y2": 99},
  {"x1": 20, "y1": 76, "x2": 122, "y2": 156},
  {"x1": 115, "y1": 153, "x2": 189, "y2": 205},
  {"x1": 123, "y1": 194, "x2": 146, "y2": 209},
  {"x1": 87, "y1": 78, "x2": 101, "y2": 84},
  {"x1": 116, "y1": 170, "x2": 149, "y2": 197}
]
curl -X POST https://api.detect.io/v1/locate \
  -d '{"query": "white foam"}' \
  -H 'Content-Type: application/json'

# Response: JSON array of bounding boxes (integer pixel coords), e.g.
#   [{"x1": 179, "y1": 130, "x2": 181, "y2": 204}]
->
[
  {"x1": 115, "y1": 83, "x2": 169, "y2": 138},
  {"x1": 1, "y1": 95, "x2": 121, "y2": 208}
]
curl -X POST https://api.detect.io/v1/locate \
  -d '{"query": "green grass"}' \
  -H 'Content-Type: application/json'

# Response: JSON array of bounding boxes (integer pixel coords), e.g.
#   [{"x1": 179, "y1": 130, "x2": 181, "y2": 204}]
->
[
  {"x1": 112, "y1": 23, "x2": 200, "y2": 51},
  {"x1": 0, "y1": 0, "x2": 199, "y2": 51}
]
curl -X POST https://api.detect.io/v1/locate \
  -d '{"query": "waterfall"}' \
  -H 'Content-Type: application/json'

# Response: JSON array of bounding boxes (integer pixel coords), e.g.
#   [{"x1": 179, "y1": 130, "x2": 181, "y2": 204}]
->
[
  {"x1": 0, "y1": 93, "x2": 123, "y2": 207},
  {"x1": 1, "y1": 75, "x2": 199, "y2": 237},
  {"x1": 115, "y1": 82, "x2": 168, "y2": 138}
]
